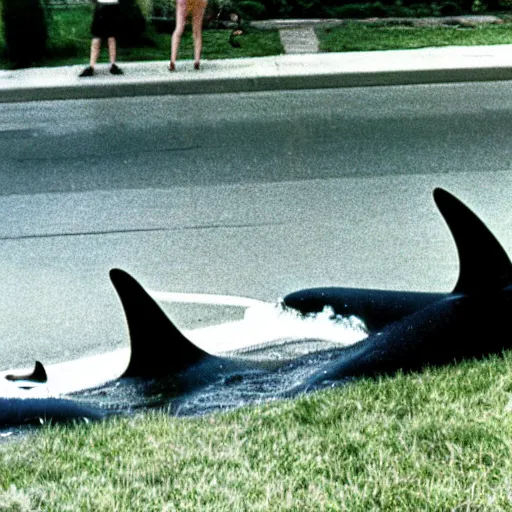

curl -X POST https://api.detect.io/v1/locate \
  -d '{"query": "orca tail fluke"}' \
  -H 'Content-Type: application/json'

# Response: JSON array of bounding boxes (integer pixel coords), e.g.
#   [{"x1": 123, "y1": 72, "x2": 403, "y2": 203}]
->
[
  {"x1": 109, "y1": 269, "x2": 209, "y2": 378},
  {"x1": 434, "y1": 188, "x2": 512, "y2": 294},
  {"x1": 5, "y1": 360, "x2": 48, "y2": 383}
]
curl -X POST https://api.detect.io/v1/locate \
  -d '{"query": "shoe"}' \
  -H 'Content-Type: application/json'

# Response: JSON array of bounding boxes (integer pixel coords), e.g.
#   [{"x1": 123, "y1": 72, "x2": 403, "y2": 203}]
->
[
  {"x1": 169, "y1": 62, "x2": 176, "y2": 72},
  {"x1": 110, "y1": 63, "x2": 124, "y2": 75},
  {"x1": 194, "y1": 61, "x2": 200, "y2": 70},
  {"x1": 79, "y1": 66, "x2": 94, "y2": 77}
]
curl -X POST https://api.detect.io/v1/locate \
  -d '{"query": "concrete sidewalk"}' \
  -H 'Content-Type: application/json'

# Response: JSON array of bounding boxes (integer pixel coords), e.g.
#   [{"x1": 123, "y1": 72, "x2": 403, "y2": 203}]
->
[{"x1": 1, "y1": 44, "x2": 512, "y2": 102}]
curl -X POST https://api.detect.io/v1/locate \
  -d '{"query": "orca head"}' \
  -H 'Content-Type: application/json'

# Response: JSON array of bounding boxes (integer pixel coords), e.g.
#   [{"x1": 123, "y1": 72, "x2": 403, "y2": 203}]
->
[{"x1": 283, "y1": 288, "x2": 339, "y2": 316}]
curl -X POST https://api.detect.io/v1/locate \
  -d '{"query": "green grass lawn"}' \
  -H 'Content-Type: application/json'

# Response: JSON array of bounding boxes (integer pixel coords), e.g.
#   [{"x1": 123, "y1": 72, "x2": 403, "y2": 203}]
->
[
  {"x1": 3, "y1": 7, "x2": 512, "y2": 511},
  {"x1": 3, "y1": 7, "x2": 512, "y2": 69},
  {"x1": 2, "y1": 353, "x2": 512, "y2": 511},
  {"x1": 0, "y1": 5, "x2": 283, "y2": 69},
  {"x1": 317, "y1": 21, "x2": 512, "y2": 52}
]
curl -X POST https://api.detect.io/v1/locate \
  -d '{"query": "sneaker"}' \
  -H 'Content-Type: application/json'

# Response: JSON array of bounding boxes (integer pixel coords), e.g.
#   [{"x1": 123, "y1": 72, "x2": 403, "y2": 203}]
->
[
  {"x1": 110, "y1": 63, "x2": 124, "y2": 75},
  {"x1": 79, "y1": 66, "x2": 94, "y2": 77}
]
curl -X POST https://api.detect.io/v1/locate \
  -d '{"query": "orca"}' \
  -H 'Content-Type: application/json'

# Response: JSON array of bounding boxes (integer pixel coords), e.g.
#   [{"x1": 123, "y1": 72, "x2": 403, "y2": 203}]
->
[
  {"x1": 1, "y1": 361, "x2": 111, "y2": 428},
  {"x1": 1, "y1": 361, "x2": 114, "y2": 429},
  {"x1": 283, "y1": 189, "x2": 508, "y2": 334},
  {"x1": 110, "y1": 187, "x2": 512, "y2": 400},
  {"x1": 110, "y1": 268, "x2": 294, "y2": 392},
  {"x1": 2, "y1": 187, "x2": 510, "y2": 426},
  {"x1": 283, "y1": 288, "x2": 445, "y2": 333},
  {"x1": 108, "y1": 267, "x2": 355, "y2": 415},
  {"x1": 285, "y1": 187, "x2": 512, "y2": 394}
]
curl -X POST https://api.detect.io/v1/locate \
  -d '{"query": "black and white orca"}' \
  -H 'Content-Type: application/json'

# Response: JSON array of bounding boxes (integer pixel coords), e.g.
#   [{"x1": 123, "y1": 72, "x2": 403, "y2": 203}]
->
[
  {"x1": 109, "y1": 187, "x2": 512, "y2": 396},
  {"x1": 2, "y1": 187, "x2": 510, "y2": 426}
]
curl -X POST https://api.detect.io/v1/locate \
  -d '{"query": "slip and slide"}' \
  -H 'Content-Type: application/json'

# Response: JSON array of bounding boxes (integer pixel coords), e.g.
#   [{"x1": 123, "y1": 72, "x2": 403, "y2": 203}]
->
[{"x1": 1, "y1": 187, "x2": 511, "y2": 428}]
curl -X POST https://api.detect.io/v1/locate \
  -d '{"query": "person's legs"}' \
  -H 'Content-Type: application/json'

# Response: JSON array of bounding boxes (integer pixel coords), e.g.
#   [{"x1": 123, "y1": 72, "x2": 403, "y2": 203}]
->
[
  {"x1": 170, "y1": 1, "x2": 187, "y2": 70},
  {"x1": 82, "y1": 3, "x2": 103, "y2": 75},
  {"x1": 107, "y1": 37, "x2": 116, "y2": 64},
  {"x1": 80, "y1": 38, "x2": 101, "y2": 76},
  {"x1": 90, "y1": 38, "x2": 101, "y2": 68},
  {"x1": 191, "y1": 0, "x2": 207, "y2": 68},
  {"x1": 107, "y1": 37, "x2": 123, "y2": 74}
]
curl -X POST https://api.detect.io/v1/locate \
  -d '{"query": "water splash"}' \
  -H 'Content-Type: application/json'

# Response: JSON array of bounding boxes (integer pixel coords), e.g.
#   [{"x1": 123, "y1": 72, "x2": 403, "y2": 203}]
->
[
  {"x1": 168, "y1": 303, "x2": 369, "y2": 416},
  {"x1": 222, "y1": 301, "x2": 368, "y2": 359}
]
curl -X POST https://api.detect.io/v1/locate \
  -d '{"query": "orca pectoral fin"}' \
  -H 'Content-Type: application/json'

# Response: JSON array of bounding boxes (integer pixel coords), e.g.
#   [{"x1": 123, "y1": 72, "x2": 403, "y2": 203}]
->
[
  {"x1": 5, "y1": 360, "x2": 48, "y2": 383},
  {"x1": 434, "y1": 188, "x2": 512, "y2": 294},
  {"x1": 110, "y1": 269, "x2": 210, "y2": 378}
]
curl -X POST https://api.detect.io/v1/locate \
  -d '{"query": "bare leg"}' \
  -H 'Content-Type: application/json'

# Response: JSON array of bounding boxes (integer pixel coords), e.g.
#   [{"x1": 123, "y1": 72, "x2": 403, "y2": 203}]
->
[
  {"x1": 170, "y1": 1, "x2": 187, "y2": 69},
  {"x1": 191, "y1": 0, "x2": 207, "y2": 67},
  {"x1": 90, "y1": 38, "x2": 101, "y2": 68},
  {"x1": 107, "y1": 37, "x2": 117, "y2": 64}
]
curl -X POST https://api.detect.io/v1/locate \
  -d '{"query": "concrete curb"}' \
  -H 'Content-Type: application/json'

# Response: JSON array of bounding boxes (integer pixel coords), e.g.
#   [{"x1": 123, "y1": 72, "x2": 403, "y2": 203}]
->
[
  {"x1": 2, "y1": 43, "x2": 512, "y2": 103},
  {"x1": 3, "y1": 66, "x2": 512, "y2": 103}
]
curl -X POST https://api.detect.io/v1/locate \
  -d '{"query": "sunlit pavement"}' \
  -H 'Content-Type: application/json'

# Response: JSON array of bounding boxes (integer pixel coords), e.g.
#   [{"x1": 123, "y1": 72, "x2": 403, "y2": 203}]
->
[{"x1": 1, "y1": 44, "x2": 512, "y2": 102}]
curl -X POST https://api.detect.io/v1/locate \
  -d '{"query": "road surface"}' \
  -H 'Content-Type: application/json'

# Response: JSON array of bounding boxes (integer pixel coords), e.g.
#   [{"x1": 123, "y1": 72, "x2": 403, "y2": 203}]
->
[{"x1": 0, "y1": 82, "x2": 510, "y2": 370}]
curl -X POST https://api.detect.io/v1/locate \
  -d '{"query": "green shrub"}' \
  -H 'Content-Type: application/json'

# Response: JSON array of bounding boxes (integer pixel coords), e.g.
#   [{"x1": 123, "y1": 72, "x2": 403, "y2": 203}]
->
[
  {"x1": 0, "y1": 2, "x2": 3, "y2": 52},
  {"x1": 236, "y1": 0, "x2": 267, "y2": 18},
  {"x1": 152, "y1": 0, "x2": 174, "y2": 17},
  {"x1": 438, "y1": 0, "x2": 464, "y2": 13},
  {"x1": 1, "y1": 0, "x2": 49, "y2": 67},
  {"x1": 258, "y1": 0, "x2": 293, "y2": 17},
  {"x1": 152, "y1": 0, "x2": 505, "y2": 28},
  {"x1": 326, "y1": 2, "x2": 389, "y2": 18},
  {"x1": 118, "y1": 0, "x2": 148, "y2": 46},
  {"x1": 288, "y1": 0, "x2": 324, "y2": 17},
  {"x1": 137, "y1": 0, "x2": 153, "y2": 17},
  {"x1": 408, "y1": 2, "x2": 439, "y2": 15},
  {"x1": 151, "y1": 0, "x2": 174, "y2": 33},
  {"x1": 201, "y1": 0, "x2": 266, "y2": 24}
]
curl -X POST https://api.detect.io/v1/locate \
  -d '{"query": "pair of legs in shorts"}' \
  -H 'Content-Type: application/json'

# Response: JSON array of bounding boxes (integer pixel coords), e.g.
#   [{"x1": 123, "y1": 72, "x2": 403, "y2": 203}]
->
[
  {"x1": 170, "y1": 0, "x2": 208, "y2": 71},
  {"x1": 79, "y1": 3, "x2": 123, "y2": 77}
]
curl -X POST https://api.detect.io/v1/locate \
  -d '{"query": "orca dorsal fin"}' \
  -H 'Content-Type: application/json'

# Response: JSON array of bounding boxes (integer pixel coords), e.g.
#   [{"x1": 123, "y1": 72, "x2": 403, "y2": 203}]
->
[
  {"x1": 5, "y1": 360, "x2": 48, "y2": 383},
  {"x1": 109, "y1": 269, "x2": 209, "y2": 378},
  {"x1": 433, "y1": 188, "x2": 512, "y2": 294},
  {"x1": 30, "y1": 361, "x2": 48, "y2": 383}
]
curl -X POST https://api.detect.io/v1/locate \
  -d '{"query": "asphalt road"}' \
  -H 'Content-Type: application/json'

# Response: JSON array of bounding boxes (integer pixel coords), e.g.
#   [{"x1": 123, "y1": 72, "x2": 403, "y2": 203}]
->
[
  {"x1": 3, "y1": 82, "x2": 512, "y2": 193},
  {"x1": 0, "y1": 82, "x2": 511, "y2": 371}
]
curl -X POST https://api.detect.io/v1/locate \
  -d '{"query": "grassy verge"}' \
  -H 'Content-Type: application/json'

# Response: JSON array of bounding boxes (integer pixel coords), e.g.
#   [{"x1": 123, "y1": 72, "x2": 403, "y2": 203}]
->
[
  {"x1": 317, "y1": 21, "x2": 512, "y2": 52},
  {"x1": 0, "y1": 6, "x2": 283, "y2": 69},
  {"x1": 2, "y1": 353, "x2": 512, "y2": 510},
  {"x1": 3, "y1": 8, "x2": 512, "y2": 69}
]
